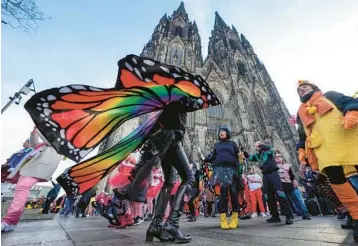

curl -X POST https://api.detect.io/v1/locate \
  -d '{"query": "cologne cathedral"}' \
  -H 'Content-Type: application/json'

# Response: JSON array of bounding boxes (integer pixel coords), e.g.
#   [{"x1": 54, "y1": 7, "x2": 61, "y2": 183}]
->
[{"x1": 96, "y1": 2, "x2": 299, "y2": 192}]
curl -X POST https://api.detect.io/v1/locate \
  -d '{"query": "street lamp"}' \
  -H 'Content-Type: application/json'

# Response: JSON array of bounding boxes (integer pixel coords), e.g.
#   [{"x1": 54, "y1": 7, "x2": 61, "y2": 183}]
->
[{"x1": 1, "y1": 79, "x2": 36, "y2": 114}]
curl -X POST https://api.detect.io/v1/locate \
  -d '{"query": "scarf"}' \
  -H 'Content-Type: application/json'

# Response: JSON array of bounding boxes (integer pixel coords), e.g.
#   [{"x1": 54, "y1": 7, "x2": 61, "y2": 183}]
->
[{"x1": 298, "y1": 91, "x2": 333, "y2": 128}]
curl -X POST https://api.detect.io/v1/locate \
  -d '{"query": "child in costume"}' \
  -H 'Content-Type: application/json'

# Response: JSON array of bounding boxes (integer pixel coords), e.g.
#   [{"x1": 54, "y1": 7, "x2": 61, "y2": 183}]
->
[
  {"x1": 246, "y1": 166, "x2": 265, "y2": 218},
  {"x1": 296, "y1": 80, "x2": 358, "y2": 242}
]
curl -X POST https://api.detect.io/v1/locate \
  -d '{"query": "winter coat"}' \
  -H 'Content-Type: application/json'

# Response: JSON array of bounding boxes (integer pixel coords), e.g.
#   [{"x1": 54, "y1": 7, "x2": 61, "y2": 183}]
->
[{"x1": 8, "y1": 147, "x2": 33, "y2": 169}]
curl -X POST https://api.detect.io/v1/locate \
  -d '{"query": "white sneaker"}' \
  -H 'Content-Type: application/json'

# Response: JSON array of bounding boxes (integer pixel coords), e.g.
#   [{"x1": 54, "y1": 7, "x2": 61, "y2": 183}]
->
[
  {"x1": 260, "y1": 213, "x2": 267, "y2": 218},
  {"x1": 251, "y1": 212, "x2": 258, "y2": 218},
  {"x1": 1, "y1": 222, "x2": 16, "y2": 232}
]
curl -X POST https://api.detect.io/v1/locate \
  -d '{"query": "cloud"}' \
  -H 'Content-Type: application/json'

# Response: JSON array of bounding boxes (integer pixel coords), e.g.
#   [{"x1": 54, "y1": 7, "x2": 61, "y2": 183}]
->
[
  {"x1": 184, "y1": 1, "x2": 357, "y2": 115},
  {"x1": 267, "y1": 11, "x2": 358, "y2": 113}
]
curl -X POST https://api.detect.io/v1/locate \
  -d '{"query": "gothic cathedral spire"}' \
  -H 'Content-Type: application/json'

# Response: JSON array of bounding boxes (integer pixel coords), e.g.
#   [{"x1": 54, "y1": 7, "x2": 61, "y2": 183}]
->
[{"x1": 141, "y1": 1, "x2": 203, "y2": 72}]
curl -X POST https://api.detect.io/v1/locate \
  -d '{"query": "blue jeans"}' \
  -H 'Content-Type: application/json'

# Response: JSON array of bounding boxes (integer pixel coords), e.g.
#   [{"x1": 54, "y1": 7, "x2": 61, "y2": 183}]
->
[
  {"x1": 290, "y1": 188, "x2": 308, "y2": 215},
  {"x1": 60, "y1": 197, "x2": 75, "y2": 216}
]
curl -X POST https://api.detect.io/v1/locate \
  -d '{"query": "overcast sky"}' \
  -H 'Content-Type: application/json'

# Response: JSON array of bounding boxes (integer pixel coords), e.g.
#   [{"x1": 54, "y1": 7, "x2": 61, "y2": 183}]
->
[{"x1": 1, "y1": 0, "x2": 357, "y2": 186}]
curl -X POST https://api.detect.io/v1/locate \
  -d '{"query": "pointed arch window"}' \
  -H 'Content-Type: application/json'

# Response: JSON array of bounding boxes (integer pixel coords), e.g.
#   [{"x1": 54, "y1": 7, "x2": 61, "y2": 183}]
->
[
  {"x1": 229, "y1": 39, "x2": 239, "y2": 50},
  {"x1": 175, "y1": 26, "x2": 183, "y2": 37}
]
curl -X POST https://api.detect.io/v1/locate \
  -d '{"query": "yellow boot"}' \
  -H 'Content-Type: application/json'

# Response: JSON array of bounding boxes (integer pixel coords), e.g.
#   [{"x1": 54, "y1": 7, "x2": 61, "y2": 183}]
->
[
  {"x1": 229, "y1": 212, "x2": 239, "y2": 229},
  {"x1": 220, "y1": 213, "x2": 230, "y2": 230}
]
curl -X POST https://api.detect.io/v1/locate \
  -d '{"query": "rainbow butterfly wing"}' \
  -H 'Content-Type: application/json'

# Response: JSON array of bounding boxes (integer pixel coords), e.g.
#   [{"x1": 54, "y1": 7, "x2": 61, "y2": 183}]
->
[
  {"x1": 25, "y1": 55, "x2": 220, "y2": 162},
  {"x1": 116, "y1": 54, "x2": 220, "y2": 110},
  {"x1": 56, "y1": 110, "x2": 162, "y2": 196},
  {"x1": 24, "y1": 85, "x2": 169, "y2": 162}
]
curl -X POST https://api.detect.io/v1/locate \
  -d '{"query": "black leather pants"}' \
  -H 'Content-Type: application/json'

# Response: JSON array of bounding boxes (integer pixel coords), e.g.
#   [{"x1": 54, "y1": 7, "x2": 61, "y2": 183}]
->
[
  {"x1": 124, "y1": 129, "x2": 194, "y2": 204},
  {"x1": 126, "y1": 129, "x2": 194, "y2": 243}
]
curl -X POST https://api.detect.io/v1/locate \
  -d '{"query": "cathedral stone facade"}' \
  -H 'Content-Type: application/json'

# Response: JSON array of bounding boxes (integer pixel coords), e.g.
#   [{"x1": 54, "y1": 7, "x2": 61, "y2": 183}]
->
[{"x1": 97, "y1": 2, "x2": 299, "y2": 193}]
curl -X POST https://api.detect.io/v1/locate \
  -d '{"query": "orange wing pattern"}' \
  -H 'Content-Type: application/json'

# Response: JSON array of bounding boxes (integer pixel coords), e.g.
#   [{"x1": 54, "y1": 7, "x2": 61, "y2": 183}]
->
[
  {"x1": 115, "y1": 54, "x2": 220, "y2": 111},
  {"x1": 24, "y1": 85, "x2": 164, "y2": 162},
  {"x1": 57, "y1": 111, "x2": 162, "y2": 195}
]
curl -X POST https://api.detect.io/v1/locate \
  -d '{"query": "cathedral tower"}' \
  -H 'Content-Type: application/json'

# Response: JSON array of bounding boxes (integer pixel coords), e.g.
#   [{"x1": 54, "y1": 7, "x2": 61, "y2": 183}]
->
[
  {"x1": 97, "y1": 2, "x2": 300, "y2": 193},
  {"x1": 141, "y1": 1, "x2": 203, "y2": 72}
]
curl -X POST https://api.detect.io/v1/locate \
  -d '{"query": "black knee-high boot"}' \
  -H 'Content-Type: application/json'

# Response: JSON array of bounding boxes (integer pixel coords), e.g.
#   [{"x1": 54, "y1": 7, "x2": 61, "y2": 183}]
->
[
  {"x1": 146, "y1": 187, "x2": 173, "y2": 242},
  {"x1": 161, "y1": 184, "x2": 192, "y2": 243}
]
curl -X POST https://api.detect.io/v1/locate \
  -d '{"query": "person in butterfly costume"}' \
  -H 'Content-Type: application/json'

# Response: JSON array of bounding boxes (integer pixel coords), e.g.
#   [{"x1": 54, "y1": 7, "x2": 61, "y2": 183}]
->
[
  {"x1": 114, "y1": 101, "x2": 195, "y2": 243},
  {"x1": 23, "y1": 54, "x2": 220, "y2": 244},
  {"x1": 296, "y1": 80, "x2": 358, "y2": 242}
]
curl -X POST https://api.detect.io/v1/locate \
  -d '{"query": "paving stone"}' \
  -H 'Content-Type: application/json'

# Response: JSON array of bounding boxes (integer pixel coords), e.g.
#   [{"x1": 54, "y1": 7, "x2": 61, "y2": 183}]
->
[
  {"x1": 66, "y1": 228, "x2": 131, "y2": 243},
  {"x1": 1, "y1": 215, "x2": 356, "y2": 246},
  {"x1": 1, "y1": 230, "x2": 69, "y2": 245}
]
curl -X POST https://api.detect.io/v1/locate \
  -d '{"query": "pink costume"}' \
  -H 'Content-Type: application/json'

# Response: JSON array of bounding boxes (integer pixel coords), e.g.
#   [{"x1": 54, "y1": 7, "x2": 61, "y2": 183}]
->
[
  {"x1": 108, "y1": 154, "x2": 138, "y2": 189},
  {"x1": 147, "y1": 167, "x2": 164, "y2": 199}
]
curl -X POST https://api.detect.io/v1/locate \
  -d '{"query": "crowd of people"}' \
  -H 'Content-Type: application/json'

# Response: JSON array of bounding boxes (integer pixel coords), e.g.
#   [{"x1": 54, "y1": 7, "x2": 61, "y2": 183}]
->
[{"x1": 1, "y1": 53, "x2": 358, "y2": 244}]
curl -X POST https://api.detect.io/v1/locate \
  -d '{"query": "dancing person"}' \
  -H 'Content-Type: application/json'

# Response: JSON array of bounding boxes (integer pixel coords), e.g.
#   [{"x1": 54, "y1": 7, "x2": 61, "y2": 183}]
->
[
  {"x1": 296, "y1": 80, "x2": 358, "y2": 242},
  {"x1": 24, "y1": 55, "x2": 220, "y2": 244},
  {"x1": 199, "y1": 126, "x2": 240, "y2": 230},
  {"x1": 115, "y1": 102, "x2": 195, "y2": 243},
  {"x1": 275, "y1": 153, "x2": 311, "y2": 220},
  {"x1": 246, "y1": 166, "x2": 266, "y2": 218},
  {"x1": 244, "y1": 142, "x2": 294, "y2": 225},
  {"x1": 1, "y1": 127, "x2": 63, "y2": 232}
]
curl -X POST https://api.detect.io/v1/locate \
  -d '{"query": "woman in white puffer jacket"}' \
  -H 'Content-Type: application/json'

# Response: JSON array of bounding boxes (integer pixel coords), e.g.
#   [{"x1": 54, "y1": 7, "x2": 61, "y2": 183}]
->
[{"x1": 1, "y1": 127, "x2": 63, "y2": 232}]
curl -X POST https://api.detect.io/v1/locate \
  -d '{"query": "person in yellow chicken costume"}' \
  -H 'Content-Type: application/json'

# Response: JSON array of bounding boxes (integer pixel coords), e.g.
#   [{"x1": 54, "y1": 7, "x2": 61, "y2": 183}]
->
[{"x1": 295, "y1": 80, "x2": 358, "y2": 242}]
